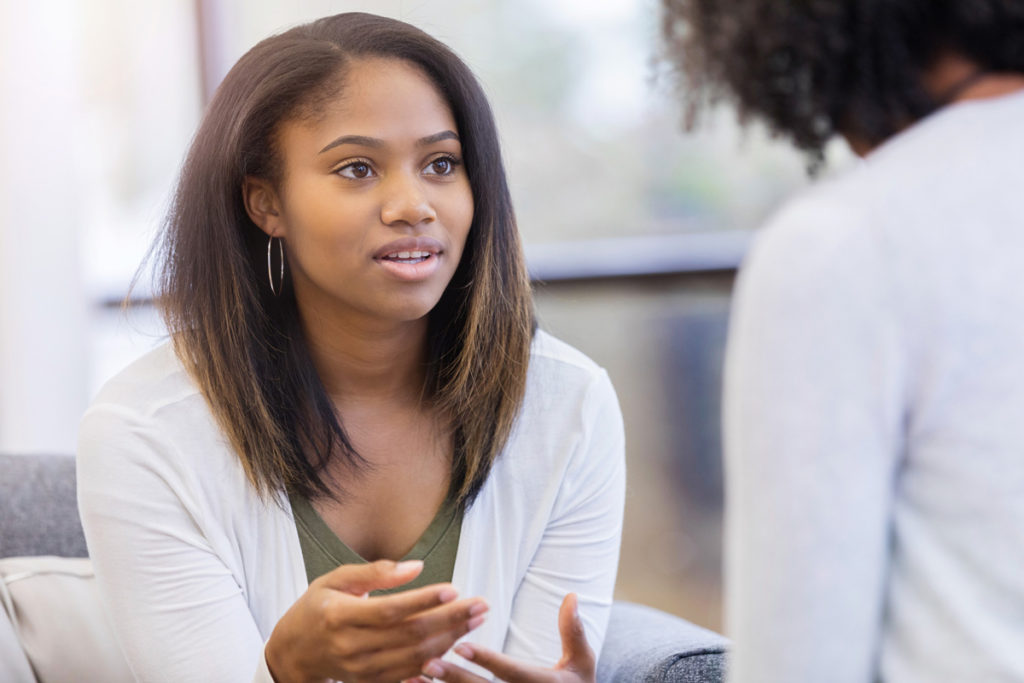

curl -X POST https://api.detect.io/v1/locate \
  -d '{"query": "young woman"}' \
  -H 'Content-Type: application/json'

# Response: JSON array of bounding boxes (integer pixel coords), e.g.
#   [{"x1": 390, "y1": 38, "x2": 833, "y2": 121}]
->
[
  {"x1": 661, "y1": 0, "x2": 1024, "y2": 681},
  {"x1": 77, "y1": 13, "x2": 624, "y2": 683}
]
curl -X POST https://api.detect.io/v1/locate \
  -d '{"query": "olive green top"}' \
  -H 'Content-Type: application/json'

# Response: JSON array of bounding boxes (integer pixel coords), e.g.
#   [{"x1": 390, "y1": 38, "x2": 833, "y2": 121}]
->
[{"x1": 290, "y1": 494, "x2": 463, "y2": 595}]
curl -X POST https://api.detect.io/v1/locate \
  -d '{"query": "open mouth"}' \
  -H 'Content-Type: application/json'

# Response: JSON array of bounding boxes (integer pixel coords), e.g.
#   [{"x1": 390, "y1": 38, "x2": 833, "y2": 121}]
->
[
  {"x1": 373, "y1": 238, "x2": 445, "y2": 281},
  {"x1": 379, "y1": 250, "x2": 434, "y2": 265}
]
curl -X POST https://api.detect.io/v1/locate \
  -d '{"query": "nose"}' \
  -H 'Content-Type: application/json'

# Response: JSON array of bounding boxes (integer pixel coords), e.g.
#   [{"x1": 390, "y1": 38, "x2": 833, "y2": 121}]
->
[{"x1": 380, "y1": 173, "x2": 437, "y2": 227}]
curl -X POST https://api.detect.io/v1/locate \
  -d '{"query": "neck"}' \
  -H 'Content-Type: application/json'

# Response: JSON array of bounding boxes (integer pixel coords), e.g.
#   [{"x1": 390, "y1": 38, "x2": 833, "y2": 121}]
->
[
  {"x1": 922, "y1": 52, "x2": 1024, "y2": 105},
  {"x1": 300, "y1": 306, "x2": 429, "y2": 405},
  {"x1": 844, "y1": 53, "x2": 1024, "y2": 156}
]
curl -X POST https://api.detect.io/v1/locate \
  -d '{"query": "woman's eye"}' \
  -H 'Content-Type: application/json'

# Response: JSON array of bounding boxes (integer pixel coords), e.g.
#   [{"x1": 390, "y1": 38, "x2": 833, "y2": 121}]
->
[
  {"x1": 337, "y1": 162, "x2": 374, "y2": 179},
  {"x1": 425, "y1": 156, "x2": 458, "y2": 176}
]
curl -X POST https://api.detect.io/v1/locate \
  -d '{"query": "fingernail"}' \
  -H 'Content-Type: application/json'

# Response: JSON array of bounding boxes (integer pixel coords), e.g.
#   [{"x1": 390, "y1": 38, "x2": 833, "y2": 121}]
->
[
  {"x1": 438, "y1": 587, "x2": 458, "y2": 603},
  {"x1": 454, "y1": 643, "x2": 474, "y2": 660},
  {"x1": 469, "y1": 601, "x2": 488, "y2": 616},
  {"x1": 396, "y1": 560, "x2": 423, "y2": 573},
  {"x1": 467, "y1": 614, "x2": 485, "y2": 630},
  {"x1": 423, "y1": 660, "x2": 444, "y2": 677}
]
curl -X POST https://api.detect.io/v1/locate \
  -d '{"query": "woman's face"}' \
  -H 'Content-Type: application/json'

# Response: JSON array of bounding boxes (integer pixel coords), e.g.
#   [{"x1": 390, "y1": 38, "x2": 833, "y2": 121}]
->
[{"x1": 249, "y1": 58, "x2": 474, "y2": 328}]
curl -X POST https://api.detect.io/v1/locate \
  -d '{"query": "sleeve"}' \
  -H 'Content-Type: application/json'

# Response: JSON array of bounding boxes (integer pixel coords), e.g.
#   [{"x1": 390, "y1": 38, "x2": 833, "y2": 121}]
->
[
  {"x1": 722, "y1": 199, "x2": 906, "y2": 683},
  {"x1": 76, "y1": 405, "x2": 275, "y2": 683},
  {"x1": 501, "y1": 369, "x2": 627, "y2": 667}
]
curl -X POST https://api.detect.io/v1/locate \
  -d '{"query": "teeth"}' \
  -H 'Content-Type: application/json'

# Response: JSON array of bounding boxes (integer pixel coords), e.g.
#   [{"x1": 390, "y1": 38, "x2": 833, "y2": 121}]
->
[{"x1": 389, "y1": 250, "x2": 430, "y2": 260}]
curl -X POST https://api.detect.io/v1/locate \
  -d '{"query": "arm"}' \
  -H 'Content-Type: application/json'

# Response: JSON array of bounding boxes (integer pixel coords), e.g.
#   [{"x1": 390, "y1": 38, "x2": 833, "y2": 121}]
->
[
  {"x1": 78, "y1": 405, "x2": 486, "y2": 683},
  {"x1": 723, "y1": 199, "x2": 905, "y2": 683},
  {"x1": 501, "y1": 370, "x2": 626, "y2": 665},
  {"x1": 77, "y1": 405, "x2": 275, "y2": 683},
  {"x1": 427, "y1": 369, "x2": 627, "y2": 681}
]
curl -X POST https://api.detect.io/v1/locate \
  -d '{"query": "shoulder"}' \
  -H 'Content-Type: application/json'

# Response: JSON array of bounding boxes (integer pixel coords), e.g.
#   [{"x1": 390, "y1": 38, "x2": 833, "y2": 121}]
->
[
  {"x1": 749, "y1": 176, "x2": 874, "y2": 272},
  {"x1": 528, "y1": 329, "x2": 608, "y2": 385},
  {"x1": 87, "y1": 342, "x2": 200, "y2": 416},
  {"x1": 525, "y1": 330, "x2": 617, "y2": 411},
  {"x1": 510, "y1": 330, "x2": 623, "y2": 464},
  {"x1": 529, "y1": 329, "x2": 603, "y2": 370},
  {"x1": 737, "y1": 169, "x2": 898, "y2": 322},
  {"x1": 481, "y1": 330, "x2": 624, "y2": 513},
  {"x1": 754, "y1": 93, "x2": 1024, "y2": 278},
  {"x1": 78, "y1": 341, "x2": 230, "y2": 480}
]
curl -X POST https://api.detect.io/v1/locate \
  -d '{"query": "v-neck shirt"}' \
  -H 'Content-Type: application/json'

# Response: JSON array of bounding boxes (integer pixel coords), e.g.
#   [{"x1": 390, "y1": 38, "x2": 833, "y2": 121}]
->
[
  {"x1": 289, "y1": 493, "x2": 463, "y2": 594},
  {"x1": 77, "y1": 330, "x2": 625, "y2": 683}
]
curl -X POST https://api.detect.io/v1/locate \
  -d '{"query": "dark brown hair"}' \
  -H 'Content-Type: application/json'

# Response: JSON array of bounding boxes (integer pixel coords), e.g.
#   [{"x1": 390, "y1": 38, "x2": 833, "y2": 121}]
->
[
  {"x1": 661, "y1": 0, "x2": 1024, "y2": 161},
  {"x1": 153, "y1": 13, "x2": 535, "y2": 505}
]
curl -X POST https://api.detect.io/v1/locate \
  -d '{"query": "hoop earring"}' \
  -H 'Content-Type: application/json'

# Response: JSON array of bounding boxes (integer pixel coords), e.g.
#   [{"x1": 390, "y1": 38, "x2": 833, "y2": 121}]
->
[{"x1": 267, "y1": 235, "x2": 285, "y2": 296}]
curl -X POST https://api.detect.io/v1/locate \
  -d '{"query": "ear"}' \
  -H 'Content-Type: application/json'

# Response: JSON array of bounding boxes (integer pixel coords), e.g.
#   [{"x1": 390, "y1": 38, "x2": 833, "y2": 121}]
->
[{"x1": 242, "y1": 176, "x2": 284, "y2": 236}]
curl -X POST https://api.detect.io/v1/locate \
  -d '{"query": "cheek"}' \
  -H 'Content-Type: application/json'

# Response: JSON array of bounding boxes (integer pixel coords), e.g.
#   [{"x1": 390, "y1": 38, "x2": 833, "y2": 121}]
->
[
  {"x1": 283, "y1": 220, "x2": 370, "y2": 288},
  {"x1": 283, "y1": 196, "x2": 370, "y2": 256},
  {"x1": 446, "y1": 187, "x2": 474, "y2": 255}
]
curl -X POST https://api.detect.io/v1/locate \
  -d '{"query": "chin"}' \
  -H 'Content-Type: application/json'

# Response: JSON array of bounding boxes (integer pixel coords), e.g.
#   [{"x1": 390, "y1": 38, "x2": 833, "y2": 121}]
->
[{"x1": 379, "y1": 294, "x2": 445, "y2": 324}]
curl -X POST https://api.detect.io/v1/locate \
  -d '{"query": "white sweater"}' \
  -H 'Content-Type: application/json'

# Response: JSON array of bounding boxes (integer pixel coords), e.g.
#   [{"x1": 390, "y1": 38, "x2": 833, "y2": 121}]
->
[
  {"x1": 724, "y1": 90, "x2": 1024, "y2": 683},
  {"x1": 77, "y1": 330, "x2": 625, "y2": 683}
]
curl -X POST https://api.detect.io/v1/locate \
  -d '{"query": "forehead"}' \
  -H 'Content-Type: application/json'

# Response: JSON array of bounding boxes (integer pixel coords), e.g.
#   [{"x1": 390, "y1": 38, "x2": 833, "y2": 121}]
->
[{"x1": 284, "y1": 58, "x2": 459, "y2": 152}]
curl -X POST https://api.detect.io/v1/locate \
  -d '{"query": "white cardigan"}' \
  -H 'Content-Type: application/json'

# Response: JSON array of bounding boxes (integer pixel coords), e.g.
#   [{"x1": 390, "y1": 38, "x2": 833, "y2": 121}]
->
[
  {"x1": 724, "y1": 91, "x2": 1024, "y2": 682},
  {"x1": 77, "y1": 331, "x2": 625, "y2": 683}
]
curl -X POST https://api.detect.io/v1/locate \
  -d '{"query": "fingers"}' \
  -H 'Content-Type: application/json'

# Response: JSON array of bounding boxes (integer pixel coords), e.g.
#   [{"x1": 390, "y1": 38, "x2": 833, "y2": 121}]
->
[
  {"x1": 415, "y1": 593, "x2": 594, "y2": 683},
  {"x1": 557, "y1": 593, "x2": 595, "y2": 677},
  {"x1": 317, "y1": 558, "x2": 425, "y2": 595},
  {"x1": 430, "y1": 594, "x2": 594, "y2": 681},
  {"x1": 422, "y1": 657, "x2": 491, "y2": 683},
  {"x1": 332, "y1": 581, "x2": 476, "y2": 628},
  {"x1": 365, "y1": 618, "x2": 485, "y2": 681},
  {"x1": 438, "y1": 643, "x2": 548, "y2": 683},
  {"x1": 329, "y1": 614, "x2": 485, "y2": 683},
  {"x1": 354, "y1": 597, "x2": 488, "y2": 650},
  {"x1": 312, "y1": 587, "x2": 488, "y2": 681}
]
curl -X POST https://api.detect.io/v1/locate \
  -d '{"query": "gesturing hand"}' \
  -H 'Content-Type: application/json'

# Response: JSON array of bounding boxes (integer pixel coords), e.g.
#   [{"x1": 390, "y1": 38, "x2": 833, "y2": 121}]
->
[
  {"x1": 417, "y1": 593, "x2": 595, "y2": 683},
  {"x1": 265, "y1": 559, "x2": 488, "y2": 683}
]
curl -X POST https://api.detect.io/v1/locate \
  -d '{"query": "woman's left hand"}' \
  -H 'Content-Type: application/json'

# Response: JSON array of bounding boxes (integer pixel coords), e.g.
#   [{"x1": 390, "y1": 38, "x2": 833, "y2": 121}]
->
[{"x1": 411, "y1": 593, "x2": 595, "y2": 683}]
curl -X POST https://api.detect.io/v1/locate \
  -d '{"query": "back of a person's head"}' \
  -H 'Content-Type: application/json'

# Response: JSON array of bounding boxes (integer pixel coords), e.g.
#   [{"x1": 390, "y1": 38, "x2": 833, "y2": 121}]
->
[{"x1": 661, "y1": 0, "x2": 1024, "y2": 158}]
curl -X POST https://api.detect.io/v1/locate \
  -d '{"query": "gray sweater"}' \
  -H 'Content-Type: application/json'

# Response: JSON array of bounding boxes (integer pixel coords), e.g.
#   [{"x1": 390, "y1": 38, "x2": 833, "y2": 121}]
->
[{"x1": 723, "y1": 90, "x2": 1024, "y2": 682}]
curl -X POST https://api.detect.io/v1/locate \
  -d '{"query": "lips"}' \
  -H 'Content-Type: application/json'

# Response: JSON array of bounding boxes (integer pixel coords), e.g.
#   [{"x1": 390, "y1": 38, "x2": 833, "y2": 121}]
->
[
  {"x1": 373, "y1": 236, "x2": 446, "y2": 282},
  {"x1": 373, "y1": 237, "x2": 444, "y2": 261},
  {"x1": 381, "y1": 250, "x2": 432, "y2": 264}
]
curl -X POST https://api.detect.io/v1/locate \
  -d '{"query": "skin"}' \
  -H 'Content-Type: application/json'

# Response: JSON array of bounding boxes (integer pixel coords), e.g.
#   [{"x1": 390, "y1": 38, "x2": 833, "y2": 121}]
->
[
  {"x1": 245, "y1": 57, "x2": 471, "y2": 563},
  {"x1": 242, "y1": 58, "x2": 595, "y2": 683},
  {"x1": 844, "y1": 52, "x2": 1024, "y2": 156},
  {"x1": 422, "y1": 593, "x2": 596, "y2": 683},
  {"x1": 245, "y1": 57, "x2": 482, "y2": 683}
]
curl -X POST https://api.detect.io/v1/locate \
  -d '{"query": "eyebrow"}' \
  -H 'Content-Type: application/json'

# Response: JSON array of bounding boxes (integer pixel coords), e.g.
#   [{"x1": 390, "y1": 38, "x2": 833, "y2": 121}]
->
[{"x1": 318, "y1": 130, "x2": 460, "y2": 155}]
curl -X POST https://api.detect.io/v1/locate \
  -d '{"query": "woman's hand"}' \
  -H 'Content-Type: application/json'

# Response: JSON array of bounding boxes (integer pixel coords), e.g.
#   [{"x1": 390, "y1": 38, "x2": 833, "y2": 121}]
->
[
  {"x1": 418, "y1": 593, "x2": 595, "y2": 683},
  {"x1": 265, "y1": 559, "x2": 488, "y2": 683}
]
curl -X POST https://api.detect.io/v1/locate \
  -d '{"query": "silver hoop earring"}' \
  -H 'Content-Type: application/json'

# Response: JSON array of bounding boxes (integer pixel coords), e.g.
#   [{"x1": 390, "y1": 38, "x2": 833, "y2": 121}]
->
[{"x1": 267, "y1": 235, "x2": 285, "y2": 296}]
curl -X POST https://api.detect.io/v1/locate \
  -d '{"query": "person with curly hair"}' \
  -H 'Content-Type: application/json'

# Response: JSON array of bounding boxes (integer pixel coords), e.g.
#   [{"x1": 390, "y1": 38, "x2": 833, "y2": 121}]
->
[{"x1": 661, "y1": 1, "x2": 1024, "y2": 681}]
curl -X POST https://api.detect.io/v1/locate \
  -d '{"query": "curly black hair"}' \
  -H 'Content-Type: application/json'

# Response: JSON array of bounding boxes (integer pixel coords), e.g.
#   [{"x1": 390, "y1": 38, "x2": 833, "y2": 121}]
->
[{"x1": 661, "y1": 0, "x2": 1024, "y2": 161}]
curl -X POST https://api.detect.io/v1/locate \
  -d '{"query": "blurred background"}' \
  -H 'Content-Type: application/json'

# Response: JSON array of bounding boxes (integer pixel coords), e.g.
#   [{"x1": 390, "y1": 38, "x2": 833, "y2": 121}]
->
[{"x1": 0, "y1": 0, "x2": 851, "y2": 631}]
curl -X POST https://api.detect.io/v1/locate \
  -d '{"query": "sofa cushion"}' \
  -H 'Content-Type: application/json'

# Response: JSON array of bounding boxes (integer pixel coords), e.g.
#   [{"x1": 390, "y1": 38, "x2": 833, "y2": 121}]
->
[
  {"x1": 597, "y1": 601, "x2": 728, "y2": 682},
  {"x1": 0, "y1": 454, "x2": 88, "y2": 558},
  {"x1": 0, "y1": 556, "x2": 133, "y2": 683}
]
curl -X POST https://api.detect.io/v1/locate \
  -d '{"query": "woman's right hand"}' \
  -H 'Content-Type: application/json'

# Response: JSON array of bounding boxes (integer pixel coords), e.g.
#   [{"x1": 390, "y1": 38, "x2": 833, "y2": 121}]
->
[{"x1": 265, "y1": 559, "x2": 488, "y2": 683}]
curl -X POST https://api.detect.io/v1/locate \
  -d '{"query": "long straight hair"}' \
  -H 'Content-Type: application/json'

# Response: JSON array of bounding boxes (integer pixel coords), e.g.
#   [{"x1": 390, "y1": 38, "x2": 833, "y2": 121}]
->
[{"x1": 154, "y1": 13, "x2": 535, "y2": 505}]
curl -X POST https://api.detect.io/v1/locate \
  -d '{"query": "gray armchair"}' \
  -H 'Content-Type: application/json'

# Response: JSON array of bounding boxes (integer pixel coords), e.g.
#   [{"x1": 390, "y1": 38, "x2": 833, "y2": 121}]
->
[{"x1": 0, "y1": 453, "x2": 727, "y2": 682}]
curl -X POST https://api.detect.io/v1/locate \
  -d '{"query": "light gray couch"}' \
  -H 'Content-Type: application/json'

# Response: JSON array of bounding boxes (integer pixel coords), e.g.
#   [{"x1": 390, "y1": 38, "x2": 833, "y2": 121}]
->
[{"x1": 0, "y1": 453, "x2": 727, "y2": 682}]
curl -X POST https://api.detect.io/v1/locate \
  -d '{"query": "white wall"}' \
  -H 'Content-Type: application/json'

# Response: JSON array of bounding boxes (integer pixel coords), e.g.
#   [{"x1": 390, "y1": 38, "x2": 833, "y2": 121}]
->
[{"x1": 0, "y1": 1, "x2": 89, "y2": 454}]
